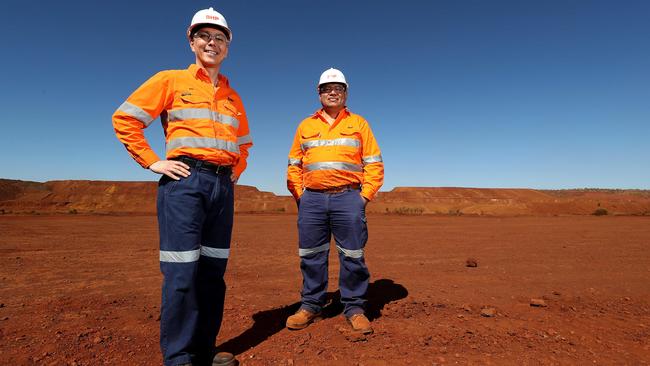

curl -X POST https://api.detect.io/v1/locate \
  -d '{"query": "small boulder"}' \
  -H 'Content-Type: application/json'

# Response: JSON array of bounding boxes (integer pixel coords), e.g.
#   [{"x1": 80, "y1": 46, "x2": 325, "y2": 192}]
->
[
  {"x1": 530, "y1": 298, "x2": 547, "y2": 307},
  {"x1": 480, "y1": 307, "x2": 496, "y2": 317}
]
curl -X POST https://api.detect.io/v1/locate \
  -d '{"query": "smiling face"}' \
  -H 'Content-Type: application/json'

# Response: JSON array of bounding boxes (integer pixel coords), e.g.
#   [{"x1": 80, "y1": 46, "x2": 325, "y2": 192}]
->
[
  {"x1": 318, "y1": 83, "x2": 347, "y2": 111},
  {"x1": 190, "y1": 26, "x2": 229, "y2": 69}
]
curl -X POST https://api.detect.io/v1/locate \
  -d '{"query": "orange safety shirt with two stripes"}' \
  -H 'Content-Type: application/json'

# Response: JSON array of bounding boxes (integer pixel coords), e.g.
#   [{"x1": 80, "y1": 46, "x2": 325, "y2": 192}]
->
[
  {"x1": 287, "y1": 108, "x2": 384, "y2": 201},
  {"x1": 112, "y1": 64, "x2": 252, "y2": 178}
]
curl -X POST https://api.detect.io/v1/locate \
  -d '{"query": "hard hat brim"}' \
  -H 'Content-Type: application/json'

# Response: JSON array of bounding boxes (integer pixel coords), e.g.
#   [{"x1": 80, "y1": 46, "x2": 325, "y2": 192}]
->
[{"x1": 318, "y1": 81, "x2": 348, "y2": 88}]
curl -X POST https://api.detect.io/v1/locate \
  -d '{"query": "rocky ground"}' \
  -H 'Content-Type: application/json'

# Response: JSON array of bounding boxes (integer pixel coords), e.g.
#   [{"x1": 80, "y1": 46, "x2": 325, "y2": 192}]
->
[{"x1": 1, "y1": 214, "x2": 649, "y2": 365}]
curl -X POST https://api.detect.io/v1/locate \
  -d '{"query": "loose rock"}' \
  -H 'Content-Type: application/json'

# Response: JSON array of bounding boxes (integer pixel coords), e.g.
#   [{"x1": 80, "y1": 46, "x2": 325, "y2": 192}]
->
[
  {"x1": 531, "y1": 298, "x2": 547, "y2": 307},
  {"x1": 466, "y1": 258, "x2": 478, "y2": 267},
  {"x1": 481, "y1": 307, "x2": 496, "y2": 317}
]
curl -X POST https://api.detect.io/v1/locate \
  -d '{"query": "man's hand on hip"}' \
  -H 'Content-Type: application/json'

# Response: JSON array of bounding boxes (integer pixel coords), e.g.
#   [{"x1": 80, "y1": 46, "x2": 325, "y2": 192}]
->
[{"x1": 149, "y1": 160, "x2": 191, "y2": 180}]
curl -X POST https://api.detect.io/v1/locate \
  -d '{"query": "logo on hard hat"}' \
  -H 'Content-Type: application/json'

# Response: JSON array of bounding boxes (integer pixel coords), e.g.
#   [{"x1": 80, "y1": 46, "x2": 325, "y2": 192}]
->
[{"x1": 206, "y1": 15, "x2": 220, "y2": 20}]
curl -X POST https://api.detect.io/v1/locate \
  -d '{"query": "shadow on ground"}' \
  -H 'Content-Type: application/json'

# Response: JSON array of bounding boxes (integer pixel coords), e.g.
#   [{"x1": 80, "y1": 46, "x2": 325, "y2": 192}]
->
[{"x1": 218, "y1": 278, "x2": 408, "y2": 355}]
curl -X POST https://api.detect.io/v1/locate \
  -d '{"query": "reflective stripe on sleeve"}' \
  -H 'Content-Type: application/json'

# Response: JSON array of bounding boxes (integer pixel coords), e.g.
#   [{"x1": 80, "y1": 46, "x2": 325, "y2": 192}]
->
[
  {"x1": 362, "y1": 155, "x2": 383, "y2": 165},
  {"x1": 117, "y1": 102, "x2": 155, "y2": 126},
  {"x1": 166, "y1": 137, "x2": 239, "y2": 154},
  {"x1": 336, "y1": 245, "x2": 364, "y2": 259},
  {"x1": 303, "y1": 161, "x2": 363, "y2": 173},
  {"x1": 160, "y1": 249, "x2": 201, "y2": 263},
  {"x1": 299, "y1": 243, "x2": 330, "y2": 257},
  {"x1": 301, "y1": 138, "x2": 360, "y2": 151},
  {"x1": 288, "y1": 158, "x2": 302, "y2": 166},
  {"x1": 167, "y1": 108, "x2": 240, "y2": 129},
  {"x1": 237, "y1": 134, "x2": 252, "y2": 145},
  {"x1": 200, "y1": 246, "x2": 230, "y2": 259}
]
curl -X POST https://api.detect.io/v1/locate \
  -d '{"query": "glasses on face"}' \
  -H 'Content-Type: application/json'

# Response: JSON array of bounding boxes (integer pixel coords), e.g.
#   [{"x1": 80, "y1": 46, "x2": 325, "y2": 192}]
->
[
  {"x1": 319, "y1": 85, "x2": 346, "y2": 94},
  {"x1": 193, "y1": 32, "x2": 229, "y2": 45}
]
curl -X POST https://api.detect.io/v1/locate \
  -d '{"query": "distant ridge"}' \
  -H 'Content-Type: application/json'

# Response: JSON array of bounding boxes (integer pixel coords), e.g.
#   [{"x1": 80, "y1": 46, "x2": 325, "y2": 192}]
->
[{"x1": 1, "y1": 179, "x2": 649, "y2": 216}]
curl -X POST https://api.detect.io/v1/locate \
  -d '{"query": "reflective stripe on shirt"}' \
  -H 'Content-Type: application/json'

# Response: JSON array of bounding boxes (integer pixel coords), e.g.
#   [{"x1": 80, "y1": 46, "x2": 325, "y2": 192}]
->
[
  {"x1": 301, "y1": 138, "x2": 360, "y2": 151},
  {"x1": 303, "y1": 161, "x2": 363, "y2": 173},
  {"x1": 288, "y1": 158, "x2": 302, "y2": 166},
  {"x1": 117, "y1": 102, "x2": 154, "y2": 126},
  {"x1": 362, "y1": 154, "x2": 383, "y2": 165},
  {"x1": 166, "y1": 136, "x2": 239, "y2": 154},
  {"x1": 167, "y1": 108, "x2": 240, "y2": 129},
  {"x1": 237, "y1": 134, "x2": 252, "y2": 145}
]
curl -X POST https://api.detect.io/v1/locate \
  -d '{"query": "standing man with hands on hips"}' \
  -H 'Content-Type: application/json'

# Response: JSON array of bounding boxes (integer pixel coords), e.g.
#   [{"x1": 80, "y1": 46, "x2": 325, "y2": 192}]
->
[
  {"x1": 286, "y1": 68, "x2": 384, "y2": 335},
  {"x1": 112, "y1": 7, "x2": 251, "y2": 366}
]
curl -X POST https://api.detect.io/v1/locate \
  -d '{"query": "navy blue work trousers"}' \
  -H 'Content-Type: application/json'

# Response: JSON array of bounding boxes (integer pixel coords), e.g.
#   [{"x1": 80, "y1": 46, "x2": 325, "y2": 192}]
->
[
  {"x1": 156, "y1": 166, "x2": 233, "y2": 366},
  {"x1": 297, "y1": 188, "x2": 370, "y2": 318}
]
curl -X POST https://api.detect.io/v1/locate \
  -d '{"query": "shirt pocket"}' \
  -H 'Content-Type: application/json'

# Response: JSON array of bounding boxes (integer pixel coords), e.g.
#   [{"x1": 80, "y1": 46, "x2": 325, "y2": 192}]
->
[
  {"x1": 179, "y1": 93, "x2": 211, "y2": 108},
  {"x1": 300, "y1": 131, "x2": 321, "y2": 140},
  {"x1": 217, "y1": 99, "x2": 242, "y2": 117},
  {"x1": 300, "y1": 130, "x2": 320, "y2": 151},
  {"x1": 338, "y1": 129, "x2": 362, "y2": 160},
  {"x1": 214, "y1": 101, "x2": 241, "y2": 137},
  {"x1": 223, "y1": 101, "x2": 241, "y2": 116}
]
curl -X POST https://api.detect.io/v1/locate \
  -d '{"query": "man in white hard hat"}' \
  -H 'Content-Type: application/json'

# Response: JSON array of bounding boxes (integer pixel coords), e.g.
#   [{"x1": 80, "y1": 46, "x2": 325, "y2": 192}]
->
[
  {"x1": 286, "y1": 68, "x2": 384, "y2": 334},
  {"x1": 112, "y1": 7, "x2": 251, "y2": 366}
]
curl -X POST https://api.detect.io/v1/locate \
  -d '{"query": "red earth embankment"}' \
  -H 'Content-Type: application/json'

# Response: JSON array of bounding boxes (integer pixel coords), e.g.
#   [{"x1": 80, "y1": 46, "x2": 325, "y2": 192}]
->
[
  {"x1": 0, "y1": 179, "x2": 294, "y2": 215},
  {"x1": 1, "y1": 179, "x2": 649, "y2": 216},
  {"x1": 373, "y1": 187, "x2": 650, "y2": 216}
]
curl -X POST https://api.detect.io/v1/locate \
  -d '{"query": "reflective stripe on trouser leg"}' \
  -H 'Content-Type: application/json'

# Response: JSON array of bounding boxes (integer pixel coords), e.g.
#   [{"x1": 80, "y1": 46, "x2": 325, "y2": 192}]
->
[
  {"x1": 330, "y1": 189, "x2": 369, "y2": 317},
  {"x1": 157, "y1": 170, "x2": 233, "y2": 366},
  {"x1": 297, "y1": 190, "x2": 331, "y2": 314}
]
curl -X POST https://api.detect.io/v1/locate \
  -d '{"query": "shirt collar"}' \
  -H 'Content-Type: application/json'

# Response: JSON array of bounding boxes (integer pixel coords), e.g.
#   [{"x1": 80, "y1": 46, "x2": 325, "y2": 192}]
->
[
  {"x1": 187, "y1": 64, "x2": 229, "y2": 87},
  {"x1": 312, "y1": 107, "x2": 350, "y2": 120}
]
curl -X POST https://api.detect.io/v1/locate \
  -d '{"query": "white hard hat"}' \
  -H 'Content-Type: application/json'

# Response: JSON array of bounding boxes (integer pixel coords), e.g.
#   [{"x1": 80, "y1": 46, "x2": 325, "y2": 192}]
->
[
  {"x1": 187, "y1": 7, "x2": 232, "y2": 41},
  {"x1": 318, "y1": 68, "x2": 348, "y2": 87}
]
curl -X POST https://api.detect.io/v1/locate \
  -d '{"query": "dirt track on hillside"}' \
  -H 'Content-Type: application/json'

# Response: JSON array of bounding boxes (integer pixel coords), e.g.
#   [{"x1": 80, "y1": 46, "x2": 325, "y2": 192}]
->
[{"x1": 1, "y1": 214, "x2": 649, "y2": 365}]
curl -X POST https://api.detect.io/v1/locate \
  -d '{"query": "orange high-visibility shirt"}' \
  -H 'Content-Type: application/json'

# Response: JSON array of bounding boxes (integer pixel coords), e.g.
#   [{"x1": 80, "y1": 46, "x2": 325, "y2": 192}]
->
[
  {"x1": 112, "y1": 64, "x2": 252, "y2": 178},
  {"x1": 287, "y1": 108, "x2": 384, "y2": 201}
]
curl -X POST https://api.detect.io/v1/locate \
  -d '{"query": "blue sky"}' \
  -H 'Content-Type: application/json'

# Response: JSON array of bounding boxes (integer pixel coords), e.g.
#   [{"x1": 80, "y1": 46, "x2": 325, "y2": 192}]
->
[{"x1": 1, "y1": 0, "x2": 648, "y2": 194}]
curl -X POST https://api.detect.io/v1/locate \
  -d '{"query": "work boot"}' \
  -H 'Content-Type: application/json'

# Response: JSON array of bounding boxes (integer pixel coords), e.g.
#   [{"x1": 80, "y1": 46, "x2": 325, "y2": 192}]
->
[
  {"x1": 348, "y1": 313, "x2": 373, "y2": 334},
  {"x1": 286, "y1": 308, "x2": 322, "y2": 330},
  {"x1": 212, "y1": 352, "x2": 237, "y2": 366}
]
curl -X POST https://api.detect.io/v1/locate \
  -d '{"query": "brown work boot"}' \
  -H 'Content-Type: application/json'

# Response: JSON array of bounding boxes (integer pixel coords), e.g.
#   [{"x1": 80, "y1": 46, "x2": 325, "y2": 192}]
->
[
  {"x1": 286, "y1": 308, "x2": 322, "y2": 330},
  {"x1": 212, "y1": 351, "x2": 237, "y2": 366},
  {"x1": 348, "y1": 313, "x2": 373, "y2": 334}
]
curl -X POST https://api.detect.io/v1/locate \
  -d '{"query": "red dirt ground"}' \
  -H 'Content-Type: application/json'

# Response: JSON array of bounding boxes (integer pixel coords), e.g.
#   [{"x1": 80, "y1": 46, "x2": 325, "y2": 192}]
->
[{"x1": 1, "y1": 214, "x2": 649, "y2": 365}]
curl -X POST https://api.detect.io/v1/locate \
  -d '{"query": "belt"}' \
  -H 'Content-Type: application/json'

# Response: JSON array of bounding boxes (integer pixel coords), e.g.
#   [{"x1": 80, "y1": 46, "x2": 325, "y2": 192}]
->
[
  {"x1": 172, "y1": 156, "x2": 232, "y2": 175},
  {"x1": 306, "y1": 184, "x2": 361, "y2": 194}
]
